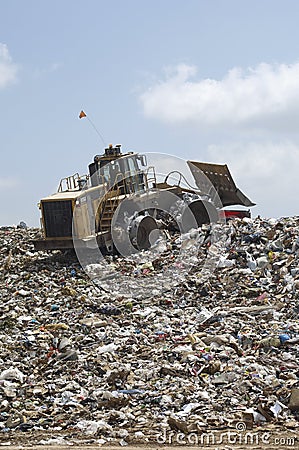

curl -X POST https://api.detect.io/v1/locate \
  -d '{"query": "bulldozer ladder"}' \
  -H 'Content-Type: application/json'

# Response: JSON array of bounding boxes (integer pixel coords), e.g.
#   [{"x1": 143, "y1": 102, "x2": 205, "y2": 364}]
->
[{"x1": 97, "y1": 186, "x2": 121, "y2": 232}]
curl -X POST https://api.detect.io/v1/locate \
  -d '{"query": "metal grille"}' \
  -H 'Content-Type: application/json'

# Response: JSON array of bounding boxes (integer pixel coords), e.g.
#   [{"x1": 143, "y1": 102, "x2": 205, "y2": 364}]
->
[{"x1": 42, "y1": 200, "x2": 73, "y2": 238}]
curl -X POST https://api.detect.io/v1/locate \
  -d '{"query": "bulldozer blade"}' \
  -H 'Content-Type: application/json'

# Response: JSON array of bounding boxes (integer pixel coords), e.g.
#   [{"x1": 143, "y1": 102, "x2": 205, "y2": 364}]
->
[{"x1": 187, "y1": 161, "x2": 255, "y2": 208}]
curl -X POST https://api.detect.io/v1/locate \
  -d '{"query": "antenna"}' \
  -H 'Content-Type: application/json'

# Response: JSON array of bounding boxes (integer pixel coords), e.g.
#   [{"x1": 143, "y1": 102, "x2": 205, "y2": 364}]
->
[{"x1": 78, "y1": 110, "x2": 107, "y2": 147}]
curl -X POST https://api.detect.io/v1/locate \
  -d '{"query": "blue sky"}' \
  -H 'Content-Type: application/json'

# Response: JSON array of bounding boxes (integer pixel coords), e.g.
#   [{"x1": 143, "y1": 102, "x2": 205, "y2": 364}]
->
[{"x1": 1, "y1": 0, "x2": 299, "y2": 226}]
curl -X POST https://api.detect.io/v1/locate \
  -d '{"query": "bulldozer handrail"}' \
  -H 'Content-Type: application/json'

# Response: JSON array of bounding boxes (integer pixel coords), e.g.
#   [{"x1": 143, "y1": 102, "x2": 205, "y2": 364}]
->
[
  {"x1": 144, "y1": 166, "x2": 157, "y2": 189},
  {"x1": 58, "y1": 173, "x2": 84, "y2": 192},
  {"x1": 164, "y1": 170, "x2": 202, "y2": 193}
]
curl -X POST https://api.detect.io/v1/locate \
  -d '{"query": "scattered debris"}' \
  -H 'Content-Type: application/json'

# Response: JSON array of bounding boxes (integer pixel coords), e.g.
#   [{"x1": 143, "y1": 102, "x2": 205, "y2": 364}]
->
[{"x1": 1, "y1": 217, "x2": 299, "y2": 445}]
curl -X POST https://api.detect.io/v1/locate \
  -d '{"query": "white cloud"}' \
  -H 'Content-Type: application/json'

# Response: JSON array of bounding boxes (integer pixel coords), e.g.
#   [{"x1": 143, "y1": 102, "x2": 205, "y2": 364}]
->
[
  {"x1": 0, "y1": 177, "x2": 19, "y2": 190},
  {"x1": 0, "y1": 43, "x2": 18, "y2": 89},
  {"x1": 139, "y1": 62, "x2": 299, "y2": 131},
  {"x1": 32, "y1": 62, "x2": 63, "y2": 79},
  {"x1": 206, "y1": 141, "x2": 299, "y2": 217}
]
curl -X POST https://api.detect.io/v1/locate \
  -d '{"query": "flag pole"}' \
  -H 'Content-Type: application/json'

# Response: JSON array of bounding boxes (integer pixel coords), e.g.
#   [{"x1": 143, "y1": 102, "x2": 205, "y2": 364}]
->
[{"x1": 79, "y1": 110, "x2": 106, "y2": 147}]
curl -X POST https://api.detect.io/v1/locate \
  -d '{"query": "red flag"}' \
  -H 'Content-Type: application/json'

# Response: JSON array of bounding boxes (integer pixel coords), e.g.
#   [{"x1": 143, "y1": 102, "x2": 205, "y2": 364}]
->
[{"x1": 79, "y1": 110, "x2": 87, "y2": 119}]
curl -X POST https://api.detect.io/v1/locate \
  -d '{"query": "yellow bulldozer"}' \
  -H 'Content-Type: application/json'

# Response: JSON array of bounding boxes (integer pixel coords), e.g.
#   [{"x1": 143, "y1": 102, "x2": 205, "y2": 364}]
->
[{"x1": 33, "y1": 144, "x2": 254, "y2": 253}]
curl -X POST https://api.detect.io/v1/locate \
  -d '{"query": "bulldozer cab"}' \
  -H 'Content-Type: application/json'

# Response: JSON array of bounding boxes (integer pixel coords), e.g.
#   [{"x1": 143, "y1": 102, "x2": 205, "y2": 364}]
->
[{"x1": 89, "y1": 144, "x2": 146, "y2": 194}]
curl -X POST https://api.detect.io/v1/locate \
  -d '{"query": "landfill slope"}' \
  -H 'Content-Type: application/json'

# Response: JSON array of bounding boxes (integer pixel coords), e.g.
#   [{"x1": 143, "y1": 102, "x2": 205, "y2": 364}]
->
[{"x1": 0, "y1": 218, "x2": 299, "y2": 447}]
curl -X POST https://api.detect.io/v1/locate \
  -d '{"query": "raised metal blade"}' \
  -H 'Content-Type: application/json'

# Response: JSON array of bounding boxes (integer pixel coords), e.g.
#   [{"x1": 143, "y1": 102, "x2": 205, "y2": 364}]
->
[{"x1": 187, "y1": 161, "x2": 255, "y2": 208}]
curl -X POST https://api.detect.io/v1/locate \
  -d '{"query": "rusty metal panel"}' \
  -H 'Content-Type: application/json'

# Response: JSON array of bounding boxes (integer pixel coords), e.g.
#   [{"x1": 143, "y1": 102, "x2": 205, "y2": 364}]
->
[{"x1": 187, "y1": 161, "x2": 255, "y2": 207}]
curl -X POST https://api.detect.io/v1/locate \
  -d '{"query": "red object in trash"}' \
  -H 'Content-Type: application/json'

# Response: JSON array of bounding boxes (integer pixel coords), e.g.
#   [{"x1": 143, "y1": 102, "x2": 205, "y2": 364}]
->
[{"x1": 219, "y1": 209, "x2": 251, "y2": 220}]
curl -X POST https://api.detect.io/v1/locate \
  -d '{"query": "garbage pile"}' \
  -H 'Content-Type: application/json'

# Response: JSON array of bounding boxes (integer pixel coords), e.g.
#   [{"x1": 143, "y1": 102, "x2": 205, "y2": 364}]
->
[{"x1": 0, "y1": 217, "x2": 299, "y2": 445}]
